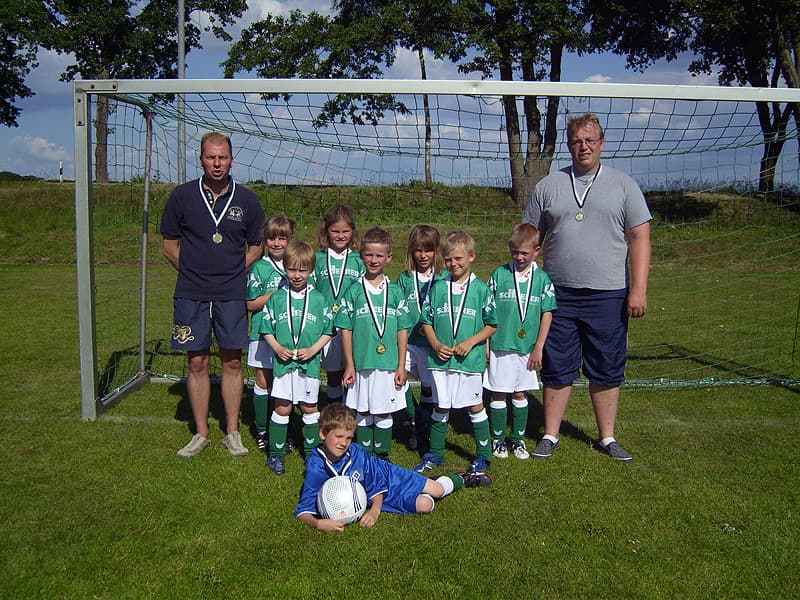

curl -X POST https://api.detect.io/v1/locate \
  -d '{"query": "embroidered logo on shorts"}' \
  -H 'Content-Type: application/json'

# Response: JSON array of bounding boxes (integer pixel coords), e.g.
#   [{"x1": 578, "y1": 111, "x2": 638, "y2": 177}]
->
[{"x1": 172, "y1": 324, "x2": 195, "y2": 344}]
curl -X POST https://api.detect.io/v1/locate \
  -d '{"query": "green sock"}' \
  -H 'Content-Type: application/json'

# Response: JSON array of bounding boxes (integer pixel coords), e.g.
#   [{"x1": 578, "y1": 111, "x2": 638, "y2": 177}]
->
[
  {"x1": 444, "y1": 473, "x2": 465, "y2": 493},
  {"x1": 473, "y1": 418, "x2": 492, "y2": 461},
  {"x1": 489, "y1": 404, "x2": 507, "y2": 441},
  {"x1": 373, "y1": 423, "x2": 393, "y2": 455},
  {"x1": 510, "y1": 402, "x2": 528, "y2": 443},
  {"x1": 302, "y1": 419, "x2": 320, "y2": 456},
  {"x1": 253, "y1": 387, "x2": 269, "y2": 433},
  {"x1": 405, "y1": 386, "x2": 416, "y2": 420},
  {"x1": 429, "y1": 418, "x2": 448, "y2": 461},
  {"x1": 268, "y1": 413, "x2": 289, "y2": 456},
  {"x1": 357, "y1": 424, "x2": 374, "y2": 454}
]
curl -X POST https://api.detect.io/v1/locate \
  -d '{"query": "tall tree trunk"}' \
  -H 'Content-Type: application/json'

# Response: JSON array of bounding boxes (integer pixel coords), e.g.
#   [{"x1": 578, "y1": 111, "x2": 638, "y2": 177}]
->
[
  {"x1": 417, "y1": 47, "x2": 432, "y2": 187},
  {"x1": 94, "y1": 68, "x2": 110, "y2": 183},
  {"x1": 755, "y1": 100, "x2": 791, "y2": 192},
  {"x1": 500, "y1": 63, "x2": 526, "y2": 204}
]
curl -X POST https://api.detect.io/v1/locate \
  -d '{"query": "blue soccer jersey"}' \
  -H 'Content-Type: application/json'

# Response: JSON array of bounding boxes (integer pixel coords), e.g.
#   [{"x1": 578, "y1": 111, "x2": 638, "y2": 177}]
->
[{"x1": 295, "y1": 443, "x2": 427, "y2": 517}]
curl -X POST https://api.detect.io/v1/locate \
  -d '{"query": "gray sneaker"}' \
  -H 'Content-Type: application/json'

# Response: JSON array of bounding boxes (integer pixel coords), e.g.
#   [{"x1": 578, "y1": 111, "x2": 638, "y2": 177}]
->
[
  {"x1": 221, "y1": 431, "x2": 249, "y2": 456},
  {"x1": 177, "y1": 433, "x2": 210, "y2": 458},
  {"x1": 596, "y1": 440, "x2": 633, "y2": 462},
  {"x1": 531, "y1": 438, "x2": 559, "y2": 459}
]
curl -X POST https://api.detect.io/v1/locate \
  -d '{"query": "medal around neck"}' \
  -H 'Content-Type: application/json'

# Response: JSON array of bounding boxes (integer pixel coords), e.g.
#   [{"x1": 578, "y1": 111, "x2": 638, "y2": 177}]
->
[
  {"x1": 212, "y1": 232, "x2": 223, "y2": 244},
  {"x1": 575, "y1": 210, "x2": 584, "y2": 222},
  {"x1": 376, "y1": 343, "x2": 387, "y2": 354}
]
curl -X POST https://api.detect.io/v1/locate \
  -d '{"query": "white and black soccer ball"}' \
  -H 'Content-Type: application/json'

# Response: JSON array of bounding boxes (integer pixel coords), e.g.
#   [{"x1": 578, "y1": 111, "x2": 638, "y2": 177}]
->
[{"x1": 316, "y1": 476, "x2": 368, "y2": 525}]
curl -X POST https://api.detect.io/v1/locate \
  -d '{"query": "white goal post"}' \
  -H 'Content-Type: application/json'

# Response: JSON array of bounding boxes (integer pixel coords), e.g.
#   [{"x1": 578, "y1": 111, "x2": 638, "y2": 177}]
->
[{"x1": 73, "y1": 78, "x2": 800, "y2": 420}]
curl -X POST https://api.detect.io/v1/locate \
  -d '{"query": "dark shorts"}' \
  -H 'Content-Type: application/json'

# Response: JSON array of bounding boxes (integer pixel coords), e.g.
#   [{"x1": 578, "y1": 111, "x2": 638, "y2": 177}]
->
[
  {"x1": 171, "y1": 298, "x2": 249, "y2": 352},
  {"x1": 541, "y1": 287, "x2": 628, "y2": 387}
]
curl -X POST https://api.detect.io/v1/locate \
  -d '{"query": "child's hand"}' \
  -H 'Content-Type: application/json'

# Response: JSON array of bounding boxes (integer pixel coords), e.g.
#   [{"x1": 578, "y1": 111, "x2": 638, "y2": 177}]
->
[
  {"x1": 394, "y1": 366, "x2": 407, "y2": 388},
  {"x1": 295, "y1": 347, "x2": 314, "y2": 362},
  {"x1": 316, "y1": 518, "x2": 346, "y2": 533},
  {"x1": 453, "y1": 339, "x2": 475, "y2": 357},
  {"x1": 434, "y1": 342, "x2": 454, "y2": 360},
  {"x1": 528, "y1": 347, "x2": 543, "y2": 370},
  {"x1": 276, "y1": 346, "x2": 294, "y2": 362},
  {"x1": 342, "y1": 367, "x2": 356, "y2": 387},
  {"x1": 359, "y1": 507, "x2": 381, "y2": 528}
]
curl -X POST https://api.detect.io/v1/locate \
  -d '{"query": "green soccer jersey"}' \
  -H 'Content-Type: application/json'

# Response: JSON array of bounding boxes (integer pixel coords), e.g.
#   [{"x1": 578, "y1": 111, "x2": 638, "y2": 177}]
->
[
  {"x1": 334, "y1": 276, "x2": 413, "y2": 372},
  {"x1": 311, "y1": 249, "x2": 365, "y2": 311},
  {"x1": 259, "y1": 284, "x2": 334, "y2": 378},
  {"x1": 395, "y1": 269, "x2": 445, "y2": 348},
  {"x1": 420, "y1": 273, "x2": 497, "y2": 374},
  {"x1": 487, "y1": 262, "x2": 557, "y2": 353},
  {"x1": 247, "y1": 256, "x2": 286, "y2": 340}
]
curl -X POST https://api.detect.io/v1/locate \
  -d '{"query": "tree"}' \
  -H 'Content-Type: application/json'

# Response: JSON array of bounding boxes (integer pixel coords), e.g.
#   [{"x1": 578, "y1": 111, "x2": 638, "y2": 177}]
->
[
  {"x1": 224, "y1": 1, "x2": 464, "y2": 186},
  {"x1": 457, "y1": 0, "x2": 594, "y2": 203},
  {"x1": 591, "y1": 0, "x2": 800, "y2": 192},
  {"x1": 38, "y1": 0, "x2": 247, "y2": 182},
  {"x1": 0, "y1": 1, "x2": 50, "y2": 127}
]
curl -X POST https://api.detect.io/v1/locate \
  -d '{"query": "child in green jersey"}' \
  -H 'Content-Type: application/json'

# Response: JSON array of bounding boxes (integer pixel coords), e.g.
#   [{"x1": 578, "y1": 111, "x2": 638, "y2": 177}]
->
[
  {"x1": 395, "y1": 225, "x2": 445, "y2": 454},
  {"x1": 260, "y1": 241, "x2": 335, "y2": 474},
  {"x1": 312, "y1": 205, "x2": 365, "y2": 403},
  {"x1": 246, "y1": 214, "x2": 294, "y2": 452},
  {"x1": 336, "y1": 227, "x2": 413, "y2": 460},
  {"x1": 414, "y1": 230, "x2": 497, "y2": 475},
  {"x1": 485, "y1": 223, "x2": 557, "y2": 460}
]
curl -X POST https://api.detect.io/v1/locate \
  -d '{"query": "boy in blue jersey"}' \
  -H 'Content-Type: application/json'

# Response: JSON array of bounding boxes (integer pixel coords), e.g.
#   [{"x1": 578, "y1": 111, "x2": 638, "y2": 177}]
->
[{"x1": 295, "y1": 403, "x2": 492, "y2": 532}]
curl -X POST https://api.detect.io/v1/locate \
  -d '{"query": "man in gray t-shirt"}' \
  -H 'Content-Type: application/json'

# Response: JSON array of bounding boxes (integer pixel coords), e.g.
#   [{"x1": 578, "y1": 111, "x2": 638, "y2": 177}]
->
[{"x1": 522, "y1": 113, "x2": 651, "y2": 462}]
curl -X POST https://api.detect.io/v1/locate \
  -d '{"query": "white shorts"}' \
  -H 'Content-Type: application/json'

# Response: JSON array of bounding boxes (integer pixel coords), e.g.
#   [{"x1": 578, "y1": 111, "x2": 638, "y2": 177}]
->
[
  {"x1": 483, "y1": 349, "x2": 540, "y2": 393},
  {"x1": 345, "y1": 369, "x2": 404, "y2": 415},
  {"x1": 271, "y1": 370, "x2": 320, "y2": 405},
  {"x1": 431, "y1": 370, "x2": 483, "y2": 410},
  {"x1": 321, "y1": 333, "x2": 344, "y2": 372},
  {"x1": 405, "y1": 344, "x2": 433, "y2": 389},
  {"x1": 247, "y1": 339, "x2": 275, "y2": 369}
]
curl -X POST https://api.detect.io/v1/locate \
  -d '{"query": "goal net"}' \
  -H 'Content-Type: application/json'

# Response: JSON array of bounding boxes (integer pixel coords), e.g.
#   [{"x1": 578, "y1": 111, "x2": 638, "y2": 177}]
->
[{"x1": 73, "y1": 79, "x2": 800, "y2": 419}]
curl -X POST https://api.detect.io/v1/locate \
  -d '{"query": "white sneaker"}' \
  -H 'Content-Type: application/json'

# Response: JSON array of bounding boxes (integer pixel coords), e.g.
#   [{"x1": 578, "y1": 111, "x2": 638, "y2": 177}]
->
[
  {"x1": 177, "y1": 433, "x2": 210, "y2": 458},
  {"x1": 492, "y1": 440, "x2": 509, "y2": 459},
  {"x1": 221, "y1": 431, "x2": 249, "y2": 456},
  {"x1": 511, "y1": 440, "x2": 530, "y2": 460}
]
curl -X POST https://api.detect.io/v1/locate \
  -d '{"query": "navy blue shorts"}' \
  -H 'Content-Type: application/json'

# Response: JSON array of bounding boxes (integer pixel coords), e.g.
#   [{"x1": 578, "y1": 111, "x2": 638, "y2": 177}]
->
[
  {"x1": 171, "y1": 298, "x2": 249, "y2": 352},
  {"x1": 541, "y1": 287, "x2": 628, "y2": 387}
]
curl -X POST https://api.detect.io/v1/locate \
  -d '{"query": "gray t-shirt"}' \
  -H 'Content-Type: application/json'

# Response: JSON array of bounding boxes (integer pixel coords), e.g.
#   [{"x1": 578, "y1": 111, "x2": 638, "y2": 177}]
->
[{"x1": 522, "y1": 165, "x2": 651, "y2": 290}]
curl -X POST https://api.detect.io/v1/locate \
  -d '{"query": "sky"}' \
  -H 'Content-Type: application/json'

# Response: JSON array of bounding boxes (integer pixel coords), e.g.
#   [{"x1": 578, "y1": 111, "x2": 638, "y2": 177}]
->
[{"x1": 0, "y1": 0, "x2": 720, "y2": 181}]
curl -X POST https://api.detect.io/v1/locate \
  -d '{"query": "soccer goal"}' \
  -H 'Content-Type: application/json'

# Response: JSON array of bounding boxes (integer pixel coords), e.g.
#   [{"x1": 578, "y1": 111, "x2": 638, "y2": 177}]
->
[{"x1": 73, "y1": 78, "x2": 800, "y2": 419}]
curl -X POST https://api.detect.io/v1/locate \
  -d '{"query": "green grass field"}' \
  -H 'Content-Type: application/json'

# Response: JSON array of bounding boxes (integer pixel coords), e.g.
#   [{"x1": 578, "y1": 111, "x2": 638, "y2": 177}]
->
[{"x1": 1, "y1": 182, "x2": 799, "y2": 597}]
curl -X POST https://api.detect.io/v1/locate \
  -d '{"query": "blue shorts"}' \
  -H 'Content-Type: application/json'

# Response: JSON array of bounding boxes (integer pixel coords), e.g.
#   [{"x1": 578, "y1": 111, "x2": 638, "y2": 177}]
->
[
  {"x1": 541, "y1": 287, "x2": 628, "y2": 387},
  {"x1": 171, "y1": 298, "x2": 249, "y2": 352},
  {"x1": 382, "y1": 463, "x2": 428, "y2": 514}
]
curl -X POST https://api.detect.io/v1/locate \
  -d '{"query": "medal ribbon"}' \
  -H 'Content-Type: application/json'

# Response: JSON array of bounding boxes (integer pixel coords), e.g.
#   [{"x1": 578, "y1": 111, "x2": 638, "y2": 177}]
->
[
  {"x1": 513, "y1": 262, "x2": 535, "y2": 326},
  {"x1": 362, "y1": 276, "x2": 389, "y2": 341},
  {"x1": 448, "y1": 274, "x2": 471, "y2": 340},
  {"x1": 327, "y1": 249, "x2": 349, "y2": 301},
  {"x1": 286, "y1": 287, "x2": 309, "y2": 349},
  {"x1": 413, "y1": 268, "x2": 434, "y2": 310},
  {"x1": 268, "y1": 256, "x2": 286, "y2": 279},
  {"x1": 199, "y1": 177, "x2": 236, "y2": 234},
  {"x1": 569, "y1": 165, "x2": 601, "y2": 213}
]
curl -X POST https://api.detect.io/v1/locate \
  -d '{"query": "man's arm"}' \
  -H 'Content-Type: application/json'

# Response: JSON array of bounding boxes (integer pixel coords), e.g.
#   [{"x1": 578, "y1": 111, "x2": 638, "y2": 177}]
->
[
  {"x1": 626, "y1": 221, "x2": 651, "y2": 318},
  {"x1": 162, "y1": 238, "x2": 180, "y2": 271},
  {"x1": 245, "y1": 244, "x2": 262, "y2": 270}
]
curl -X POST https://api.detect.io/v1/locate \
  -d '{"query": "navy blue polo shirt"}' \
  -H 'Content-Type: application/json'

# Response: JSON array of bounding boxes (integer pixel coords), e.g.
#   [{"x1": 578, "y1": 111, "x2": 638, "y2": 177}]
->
[{"x1": 160, "y1": 177, "x2": 265, "y2": 301}]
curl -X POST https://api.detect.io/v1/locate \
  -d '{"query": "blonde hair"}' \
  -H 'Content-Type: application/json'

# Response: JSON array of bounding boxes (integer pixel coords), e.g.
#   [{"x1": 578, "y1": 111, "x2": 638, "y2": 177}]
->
[
  {"x1": 319, "y1": 403, "x2": 357, "y2": 434},
  {"x1": 509, "y1": 223, "x2": 540, "y2": 251},
  {"x1": 199, "y1": 131, "x2": 232, "y2": 155},
  {"x1": 439, "y1": 230, "x2": 476, "y2": 257},
  {"x1": 283, "y1": 240, "x2": 316, "y2": 271},
  {"x1": 317, "y1": 204, "x2": 359, "y2": 250},
  {"x1": 261, "y1": 214, "x2": 295, "y2": 253},
  {"x1": 405, "y1": 225, "x2": 444, "y2": 273},
  {"x1": 567, "y1": 112, "x2": 605, "y2": 141}
]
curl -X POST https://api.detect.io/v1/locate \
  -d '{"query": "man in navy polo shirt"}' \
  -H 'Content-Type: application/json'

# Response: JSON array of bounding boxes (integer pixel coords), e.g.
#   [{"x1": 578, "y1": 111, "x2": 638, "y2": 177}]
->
[
  {"x1": 522, "y1": 113, "x2": 651, "y2": 462},
  {"x1": 161, "y1": 132, "x2": 266, "y2": 457}
]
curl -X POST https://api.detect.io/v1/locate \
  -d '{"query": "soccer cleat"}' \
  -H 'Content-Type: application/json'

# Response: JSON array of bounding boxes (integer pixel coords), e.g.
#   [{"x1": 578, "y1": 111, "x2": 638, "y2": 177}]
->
[
  {"x1": 469, "y1": 455, "x2": 491, "y2": 473},
  {"x1": 267, "y1": 455, "x2": 286, "y2": 475},
  {"x1": 413, "y1": 453, "x2": 444, "y2": 473},
  {"x1": 406, "y1": 422, "x2": 419, "y2": 452},
  {"x1": 255, "y1": 431, "x2": 269, "y2": 453},
  {"x1": 177, "y1": 433, "x2": 210, "y2": 458},
  {"x1": 285, "y1": 435, "x2": 294, "y2": 455},
  {"x1": 595, "y1": 440, "x2": 633, "y2": 462},
  {"x1": 531, "y1": 438, "x2": 559, "y2": 459},
  {"x1": 221, "y1": 431, "x2": 249, "y2": 456},
  {"x1": 511, "y1": 440, "x2": 530, "y2": 460},
  {"x1": 492, "y1": 439, "x2": 509, "y2": 459},
  {"x1": 458, "y1": 470, "x2": 493, "y2": 488}
]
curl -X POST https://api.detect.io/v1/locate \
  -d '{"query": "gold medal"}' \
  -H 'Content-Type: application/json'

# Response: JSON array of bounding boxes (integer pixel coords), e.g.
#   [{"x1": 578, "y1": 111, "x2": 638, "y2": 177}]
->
[
  {"x1": 376, "y1": 343, "x2": 387, "y2": 354},
  {"x1": 518, "y1": 328, "x2": 527, "y2": 339},
  {"x1": 212, "y1": 232, "x2": 223, "y2": 243},
  {"x1": 575, "y1": 211, "x2": 584, "y2": 222},
  {"x1": 292, "y1": 349, "x2": 298, "y2": 361},
  {"x1": 332, "y1": 303, "x2": 340, "y2": 314}
]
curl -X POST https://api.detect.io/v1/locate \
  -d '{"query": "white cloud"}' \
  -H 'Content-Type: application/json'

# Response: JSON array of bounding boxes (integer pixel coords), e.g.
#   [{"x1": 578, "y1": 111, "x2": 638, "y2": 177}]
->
[
  {"x1": 12, "y1": 135, "x2": 69, "y2": 162},
  {"x1": 584, "y1": 74, "x2": 612, "y2": 84}
]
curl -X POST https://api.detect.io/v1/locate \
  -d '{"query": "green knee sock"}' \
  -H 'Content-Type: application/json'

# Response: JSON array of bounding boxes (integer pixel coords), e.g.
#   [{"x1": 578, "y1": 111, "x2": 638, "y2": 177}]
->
[
  {"x1": 268, "y1": 413, "x2": 289, "y2": 456},
  {"x1": 510, "y1": 403, "x2": 528, "y2": 443},
  {"x1": 253, "y1": 387, "x2": 270, "y2": 433},
  {"x1": 472, "y1": 418, "x2": 492, "y2": 460},
  {"x1": 429, "y1": 419, "x2": 448, "y2": 461},
  {"x1": 489, "y1": 405, "x2": 507, "y2": 441}
]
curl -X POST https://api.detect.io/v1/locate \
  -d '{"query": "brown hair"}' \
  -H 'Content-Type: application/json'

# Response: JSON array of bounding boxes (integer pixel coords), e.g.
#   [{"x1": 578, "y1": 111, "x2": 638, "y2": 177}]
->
[
  {"x1": 509, "y1": 223, "x2": 540, "y2": 251},
  {"x1": 283, "y1": 241, "x2": 316, "y2": 271},
  {"x1": 199, "y1": 131, "x2": 232, "y2": 155},
  {"x1": 317, "y1": 204, "x2": 359, "y2": 250},
  {"x1": 319, "y1": 403, "x2": 357, "y2": 434},
  {"x1": 405, "y1": 225, "x2": 444, "y2": 273},
  {"x1": 261, "y1": 214, "x2": 296, "y2": 253},
  {"x1": 567, "y1": 112, "x2": 605, "y2": 141},
  {"x1": 361, "y1": 226, "x2": 393, "y2": 253}
]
